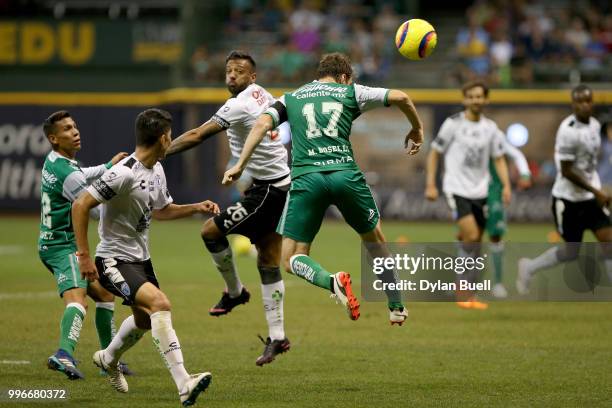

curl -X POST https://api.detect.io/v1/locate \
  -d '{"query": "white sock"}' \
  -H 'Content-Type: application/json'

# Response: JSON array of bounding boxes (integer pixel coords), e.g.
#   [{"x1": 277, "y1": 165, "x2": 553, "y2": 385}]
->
[
  {"x1": 150, "y1": 311, "x2": 190, "y2": 390},
  {"x1": 103, "y1": 315, "x2": 147, "y2": 364},
  {"x1": 526, "y1": 247, "x2": 560, "y2": 275},
  {"x1": 261, "y1": 281, "x2": 285, "y2": 341},
  {"x1": 210, "y1": 247, "x2": 243, "y2": 297}
]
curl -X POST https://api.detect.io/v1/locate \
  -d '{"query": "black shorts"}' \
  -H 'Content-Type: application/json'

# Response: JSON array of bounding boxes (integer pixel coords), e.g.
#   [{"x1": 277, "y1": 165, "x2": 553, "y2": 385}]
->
[
  {"x1": 446, "y1": 194, "x2": 487, "y2": 228},
  {"x1": 214, "y1": 179, "x2": 289, "y2": 243},
  {"x1": 552, "y1": 197, "x2": 611, "y2": 242},
  {"x1": 95, "y1": 257, "x2": 159, "y2": 306}
]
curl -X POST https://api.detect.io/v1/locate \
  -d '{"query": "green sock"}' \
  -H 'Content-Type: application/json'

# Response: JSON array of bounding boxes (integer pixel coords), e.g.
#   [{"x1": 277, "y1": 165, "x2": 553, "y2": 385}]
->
[
  {"x1": 289, "y1": 254, "x2": 333, "y2": 290},
  {"x1": 59, "y1": 303, "x2": 85, "y2": 355},
  {"x1": 490, "y1": 242, "x2": 504, "y2": 284},
  {"x1": 95, "y1": 302, "x2": 115, "y2": 349}
]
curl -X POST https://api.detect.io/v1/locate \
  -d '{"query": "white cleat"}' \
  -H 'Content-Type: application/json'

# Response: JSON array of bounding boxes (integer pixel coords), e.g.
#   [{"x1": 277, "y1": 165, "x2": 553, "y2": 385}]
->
[
  {"x1": 93, "y1": 350, "x2": 128, "y2": 393},
  {"x1": 389, "y1": 307, "x2": 408, "y2": 326},
  {"x1": 179, "y1": 372, "x2": 212, "y2": 407},
  {"x1": 516, "y1": 258, "x2": 533, "y2": 295},
  {"x1": 330, "y1": 271, "x2": 360, "y2": 320},
  {"x1": 492, "y1": 283, "x2": 508, "y2": 298}
]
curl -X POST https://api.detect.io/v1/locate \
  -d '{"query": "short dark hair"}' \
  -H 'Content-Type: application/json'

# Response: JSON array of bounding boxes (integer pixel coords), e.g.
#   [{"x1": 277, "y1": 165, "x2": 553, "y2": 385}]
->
[
  {"x1": 462, "y1": 81, "x2": 489, "y2": 97},
  {"x1": 43, "y1": 110, "x2": 71, "y2": 137},
  {"x1": 225, "y1": 50, "x2": 256, "y2": 70},
  {"x1": 572, "y1": 84, "x2": 592, "y2": 100},
  {"x1": 135, "y1": 108, "x2": 172, "y2": 147},
  {"x1": 317, "y1": 53, "x2": 353, "y2": 82}
]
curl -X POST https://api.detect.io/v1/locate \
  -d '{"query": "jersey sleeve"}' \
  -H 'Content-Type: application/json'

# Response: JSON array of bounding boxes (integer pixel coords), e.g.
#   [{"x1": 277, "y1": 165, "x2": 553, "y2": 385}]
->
[
  {"x1": 490, "y1": 128, "x2": 505, "y2": 158},
  {"x1": 152, "y1": 166, "x2": 173, "y2": 210},
  {"x1": 87, "y1": 166, "x2": 132, "y2": 203},
  {"x1": 354, "y1": 83, "x2": 390, "y2": 112},
  {"x1": 80, "y1": 164, "x2": 108, "y2": 183},
  {"x1": 265, "y1": 96, "x2": 288, "y2": 128},
  {"x1": 431, "y1": 118, "x2": 455, "y2": 153},
  {"x1": 555, "y1": 126, "x2": 578, "y2": 161},
  {"x1": 211, "y1": 99, "x2": 245, "y2": 129},
  {"x1": 62, "y1": 171, "x2": 88, "y2": 202},
  {"x1": 503, "y1": 139, "x2": 531, "y2": 176}
]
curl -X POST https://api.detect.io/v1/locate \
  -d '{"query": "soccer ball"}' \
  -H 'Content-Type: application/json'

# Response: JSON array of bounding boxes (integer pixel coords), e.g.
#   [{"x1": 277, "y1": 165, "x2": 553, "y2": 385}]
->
[
  {"x1": 395, "y1": 19, "x2": 437, "y2": 60},
  {"x1": 231, "y1": 235, "x2": 256, "y2": 257}
]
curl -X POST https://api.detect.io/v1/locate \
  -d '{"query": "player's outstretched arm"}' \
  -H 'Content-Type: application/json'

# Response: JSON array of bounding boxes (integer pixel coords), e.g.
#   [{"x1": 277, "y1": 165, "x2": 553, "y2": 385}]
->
[
  {"x1": 493, "y1": 156, "x2": 512, "y2": 205},
  {"x1": 425, "y1": 149, "x2": 440, "y2": 201},
  {"x1": 72, "y1": 191, "x2": 101, "y2": 281},
  {"x1": 387, "y1": 89, "x2": 424, "y2": 155},
  {"x1": 152, "y1": 201, "x2": 221, "y2": 221},
  {"x1": 166, "y1": 120, "x2": 225, "y2": 156},
  {"x1": 222, "y1": 114, "x2": 273, "y2": 185},
  {"x1": 560, "y1": 160, "x2": 609, "y2": 207}
]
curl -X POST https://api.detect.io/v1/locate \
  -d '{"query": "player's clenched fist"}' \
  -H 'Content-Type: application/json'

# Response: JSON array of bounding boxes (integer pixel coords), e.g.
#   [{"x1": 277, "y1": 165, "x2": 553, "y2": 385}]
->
[
  {"x1": 197, "y1": 200, "x2": 220, "y2": 215},
  {"x1": 425, "y1": 184, "x2": 438, "y2": 201},
  {"x1": 76, "y1": 253, "x2": 99, "y2": 281},
  {"x1": 222, "y1": 165, "x2": 244, "y2": 186}
]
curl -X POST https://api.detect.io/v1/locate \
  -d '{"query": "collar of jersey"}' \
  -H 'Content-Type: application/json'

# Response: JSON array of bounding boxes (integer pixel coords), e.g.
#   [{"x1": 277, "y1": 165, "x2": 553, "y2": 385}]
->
[{"x1": 48, "y1": 150, "x2": 77, "y2": 164}]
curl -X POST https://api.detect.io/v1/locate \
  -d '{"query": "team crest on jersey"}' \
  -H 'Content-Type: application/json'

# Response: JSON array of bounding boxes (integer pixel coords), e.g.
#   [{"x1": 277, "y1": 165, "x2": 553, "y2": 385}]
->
[
  {"x1": 120, "y1": 282, "x2": 131, "y2": 297},
  {"x1": 368, "y1": 209, "x2": 376, "y2": 221}
]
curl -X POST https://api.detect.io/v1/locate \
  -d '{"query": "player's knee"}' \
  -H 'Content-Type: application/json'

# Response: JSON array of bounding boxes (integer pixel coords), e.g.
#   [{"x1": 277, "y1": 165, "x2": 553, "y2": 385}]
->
[
  {"x1": 150, "y1": 292, "x2": 171, "y2": 312},
  {"x1": 201, "y1": 218, "x2": 222, "y2": 241}
]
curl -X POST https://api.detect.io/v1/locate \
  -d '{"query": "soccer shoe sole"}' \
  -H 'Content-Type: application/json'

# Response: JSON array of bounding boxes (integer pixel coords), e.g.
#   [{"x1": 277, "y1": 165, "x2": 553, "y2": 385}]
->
[
  {"x1": 337, "y1": 272, "x2": 360, "y2": 321},
  {"x1": 93, "y1": 350, "x2": 128, "y2": 393},
  {"x1": 47, "y1": 356, "x2": 84, "y2": 380},
  {"x1": 181, "y1": 372, "x2": 212, "y2": 407}
]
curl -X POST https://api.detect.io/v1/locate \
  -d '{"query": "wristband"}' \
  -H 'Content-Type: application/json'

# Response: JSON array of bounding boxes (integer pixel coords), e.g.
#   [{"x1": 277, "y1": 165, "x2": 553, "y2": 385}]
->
[{"x1": 105, "y1": 161, "x2": 113, "y2": 169}]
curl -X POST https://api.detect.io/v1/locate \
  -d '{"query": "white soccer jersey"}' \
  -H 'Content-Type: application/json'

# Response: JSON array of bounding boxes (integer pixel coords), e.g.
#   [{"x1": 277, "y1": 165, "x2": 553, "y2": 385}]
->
[
  {"x1": 88, "y1": 154, "x2": 173, "y2": 262},
  {"x1": 211, "y1": 83, "x2": 290, "y2": 181},
  {"x1": 552, "y1": 114, "x2": 601, "y2": 202},
  {"x1": 432, "y1": 112, "x2": 505, "y2": 199}
]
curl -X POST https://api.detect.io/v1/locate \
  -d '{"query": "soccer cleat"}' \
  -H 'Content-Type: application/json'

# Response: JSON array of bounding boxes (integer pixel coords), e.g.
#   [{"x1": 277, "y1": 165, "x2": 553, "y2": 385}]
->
[
  {"x1": 208, "y1": 287, "x2": 251, "y2": 316},
  {"x1": 516, "y1": 258, "x2": 533, "y2": 295},
  {"x1": 456, "y1": 300, "x2": 473, "y2": 309},
  {"x1": 389, "y1": 307, "x2": 408, "y2": 326},
  {"x1": 492, "y1": 283, "x2": 508, "y2": 299},
  {"x1": 469, "y1": 299, "x2": 489, "y2": 310},
  {"x1": 331, "y1": 272, "x2": 360, "y2": 320},
  {"x1": 179, "y1": 372, "x2": 212, "y2": 407},
  {"x1": 93, "y1": 350, "x2": 128, "y2": 393},
  {"x1": 99, "y1": 360, "x2": 135, "y2": 377},
  {"x1": 255, "y1": 335, "x2": 290, "y2": 366},
  {"x1": 47, "y1": 349, "x2": 84, "y2": 380}
]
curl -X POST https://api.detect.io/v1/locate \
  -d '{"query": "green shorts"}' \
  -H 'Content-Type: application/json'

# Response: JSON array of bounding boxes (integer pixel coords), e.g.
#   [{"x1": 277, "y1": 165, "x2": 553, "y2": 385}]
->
[
  {"x1": 486, "y1": 182, "x2": 506, "y2": 237},
  {"x1": 277, "y1": 169, "x2": 380, "y2": 243},
  {"x1": 40, "y1": 250, "x2": 87, "y2": 297}
]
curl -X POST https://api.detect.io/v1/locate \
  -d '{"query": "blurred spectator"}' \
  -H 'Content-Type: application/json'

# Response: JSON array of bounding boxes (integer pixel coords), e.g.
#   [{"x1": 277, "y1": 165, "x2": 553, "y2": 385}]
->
[
  {"x1": 191, "y1": 46, "x2": 211, "y2": 82},
  {"x1": 490, "y1": 28, "x2": 513, "y2": 87},
  {"x1": 565, "y1": 17, "x2": 591, "y2": 54},
  {"x1": 456, "y1": 10, "x2": 491, "y2": 80}
]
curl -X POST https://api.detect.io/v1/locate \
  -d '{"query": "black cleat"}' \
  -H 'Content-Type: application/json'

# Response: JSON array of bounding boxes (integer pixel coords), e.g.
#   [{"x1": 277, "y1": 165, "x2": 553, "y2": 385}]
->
[
  {"x1": 208, "y1": 288, "x2": 250, "y2": 316},
  {"x1": 255, "y1": 335, "x2": 290, "y2": 366}
]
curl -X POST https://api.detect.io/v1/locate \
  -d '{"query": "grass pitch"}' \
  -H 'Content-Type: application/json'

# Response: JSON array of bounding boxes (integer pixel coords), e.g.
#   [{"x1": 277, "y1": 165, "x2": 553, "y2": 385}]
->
[{"x1": 1, "y1": 217, "x2": 611, "y2": 407}]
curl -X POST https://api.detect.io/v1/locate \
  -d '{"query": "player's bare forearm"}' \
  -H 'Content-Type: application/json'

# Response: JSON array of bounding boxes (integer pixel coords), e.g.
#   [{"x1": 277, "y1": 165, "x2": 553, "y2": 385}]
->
[
  {"x1": 167, "y1": 120, "x2": 223, "y2": 156},
  {"x1": 153, "y1": 201, "x2": 220, "y2": 220},
  {"x1": 560, "y1": 161, "x2": 599, "y2": 195},
  {"x1": 236, "y1": 114, "x2": 272, "y2": 169},
  {"x1": 425, "y1": 149, "x2": 439, "y2": 187},
  {"x1": 387, "y1": 90, "x2": 423, "y2": 131}
]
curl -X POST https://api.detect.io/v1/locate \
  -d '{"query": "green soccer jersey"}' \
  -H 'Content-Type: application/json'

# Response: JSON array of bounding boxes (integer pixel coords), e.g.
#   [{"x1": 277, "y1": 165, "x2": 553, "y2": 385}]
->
[
  {"x1": 266, "y1": 81, "x2": 390, "y2": 178},
  {"x1": 38, "y1": 151, "x2": 109, "y2": 257}
]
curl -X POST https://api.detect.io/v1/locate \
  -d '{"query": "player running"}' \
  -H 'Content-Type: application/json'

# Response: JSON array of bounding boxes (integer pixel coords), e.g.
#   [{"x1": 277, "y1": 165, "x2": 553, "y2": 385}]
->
[
  {"x1": 516, "y1": 85, "x2": 612, "y2": 294},
  {"x1": 39, "y1": 110, "x2": 130, "y2": 380},
  {"x1": 425, "y1": 81, "x2": 512, "y2": 309},
  {"x1": 223, "y1": 52, "x2": 424, "y2": 325},
  {"x1": 167, "y1": 50, "x2": 290, "y2": 365},
  {"x1": 72, "y1": 108, "x2": 220, "y2": 406}
]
